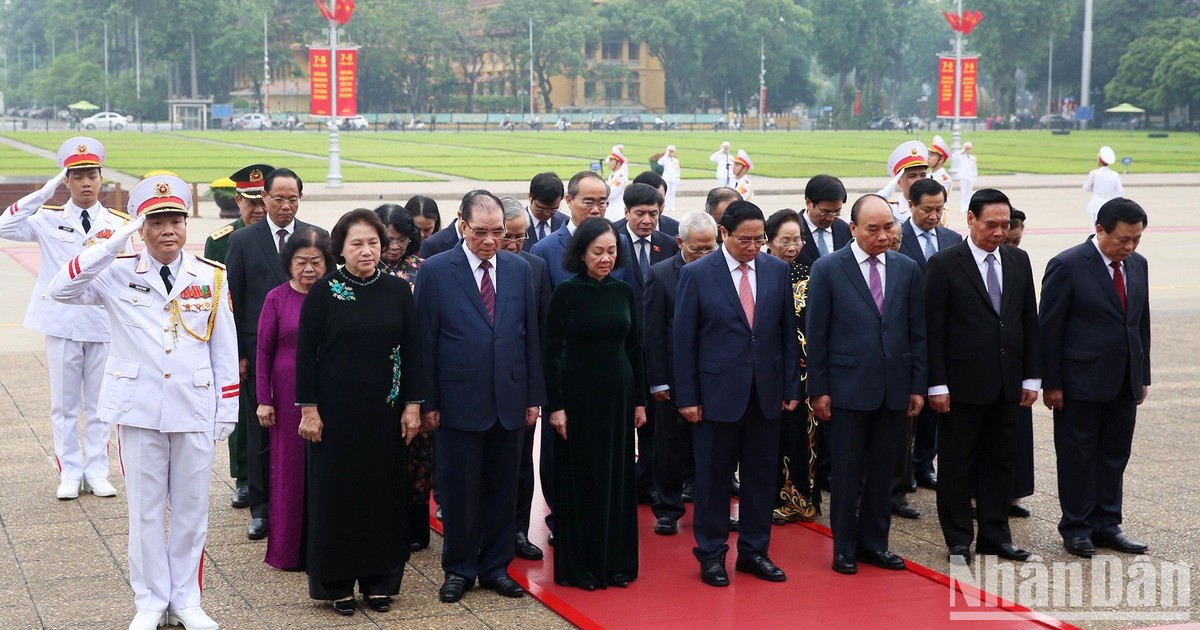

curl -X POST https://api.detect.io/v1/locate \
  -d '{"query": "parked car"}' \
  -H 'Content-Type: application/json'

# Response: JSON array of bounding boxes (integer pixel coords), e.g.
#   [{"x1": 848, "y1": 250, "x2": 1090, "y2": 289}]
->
[
  {"x1": 338, "y1": 115, "x2": 370, "y2": 131},
  {"x1": 81, "y1": 111, "x2": 133, "y2": 130},
  {"x1": 1038, "y1": 115, "x2": 1071, "y2": 130},
  {"x1": 606, "y1": 115, "x2": 643, "y2": 130},
  {"x1": 868, "y1": 115, "x2": 902, "y2": 130},
  {"x1": 229, "y1": 113, "x2": 273, "y2": 130}
]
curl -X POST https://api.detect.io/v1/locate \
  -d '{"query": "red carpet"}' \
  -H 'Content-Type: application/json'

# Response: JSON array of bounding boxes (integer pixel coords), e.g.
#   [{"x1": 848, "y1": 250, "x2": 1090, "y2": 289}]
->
[{"x1": 431, "y1": 487, "x2": 1078, "y2": 630}]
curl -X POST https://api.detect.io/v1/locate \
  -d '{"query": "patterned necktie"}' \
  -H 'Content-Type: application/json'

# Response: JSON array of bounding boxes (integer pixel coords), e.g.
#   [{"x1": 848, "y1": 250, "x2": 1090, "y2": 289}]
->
[
  {"x1": 922, "y1": 231, "x2": 937, "y2": 260},
  {"x1": 160, "y1": 265, "x2": 174, "y2": 293},
  {"x1": 737, "y1": 263, "x2": 754, "y2": 329},
  {"x1": 816, "y1": 228, "x2": 829, "y2": 256},
  {"x1": 80, "y1": 209, "x2": 91, "y2": 233},
  {"x1": 985, "y1": 253, "x2": 1001, "y2": 313},
  {"x1": 276, "y1": 228, "x2": 288, "y2": 251},
  {"x1": 638, "y1": 238, "x2": 650, "y2": 278},
  {"x1": 479, "y1": 259, "x2": 495, "y2": 323},
  {"x1": 868, "y1": 256, "x2": 883, "y2": 314},
  {"x1": 1111, "y1": 261, "x2": 1127, "y2": 312},
  {"x1": 538, "y1": 221, "x2": 547, "y2": 240}
]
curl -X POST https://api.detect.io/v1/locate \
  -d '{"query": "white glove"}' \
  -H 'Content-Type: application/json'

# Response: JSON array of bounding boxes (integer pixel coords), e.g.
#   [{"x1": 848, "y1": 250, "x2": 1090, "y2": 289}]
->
[
  {"x1": 15, "y1": 169, "x2": 67, "y2": 213},
  {"x1": 214, "y1": 423, "x2": 236, "y2": 441},
  {"x1": 877, "y1": 171, "x2": 903, "y2": 199},
  {"x1": 105, "y1": 213, "x2": 145, "y2": 255}
]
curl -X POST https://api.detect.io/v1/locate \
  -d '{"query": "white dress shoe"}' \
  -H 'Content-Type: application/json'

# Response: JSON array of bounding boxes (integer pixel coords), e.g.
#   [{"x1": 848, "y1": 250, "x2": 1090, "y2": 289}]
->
[
  {"x1": 166, "y1": 606, "x2": 218, "y2": 630},
  {"x1": 56, "y1": 478, "x2": 81, "y2": 500},
  {"x1": 128, "y1": 611, "x2": 166, "y2": 630},
  {"x1": 84, "y1": 477, "x2": 118, "y2": 497}
]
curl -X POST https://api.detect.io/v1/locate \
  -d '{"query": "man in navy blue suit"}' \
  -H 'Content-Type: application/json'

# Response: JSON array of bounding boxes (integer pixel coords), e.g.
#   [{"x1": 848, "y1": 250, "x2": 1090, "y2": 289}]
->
[
  {"x1": 631, "y1": 170, "x2": 680, "y2": 236},
  {"x1": 418, "y1": 198, "x2": 465, "y2": 259},
  {"x1": 806, "y1": 193, "x2": 927, "y2": 575},
  {"x1": 500, "y1": 196, "x2": 553, "y2": 562},
  {"x1": 797, "y1": 175, "x2": 852, "y2": 268},
  {"x1": 532, "y1": 170, "x2": 632, "y2": 287},
  {"x1": 415, "y1": 191, "x2": 545, "y2": 604},
  {"x1": 894, "y1": 178, "x2": 963, "y2": 517},
  {"x1": 523, "y1": 172, "x2": 566, "y2": 250},
  {"x1": 644, "y1": 211, "x2": 718, "y2": 535},
  {"x1": 1041, "y1": 198, "x2": 1151, "y2": 558},
  {"x1": 674, "y1": 201, "x2": 801, "y2": 587}
]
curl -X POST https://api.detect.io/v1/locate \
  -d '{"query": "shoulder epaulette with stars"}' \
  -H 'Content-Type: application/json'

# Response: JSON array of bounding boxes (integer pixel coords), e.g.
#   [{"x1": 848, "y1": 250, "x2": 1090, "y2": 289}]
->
[
  {"x1": 117, "y1": 253, "x2": 138, "y2": 259},
  {"x1": 196, "y1": 256, "x2": 226, "y2": 270},
  {"x1": 108, "y1": 208, "x2": 131, "y2": 221},
  {"x1": 208, "y1": 224, "x2": 235, "y2": 241},
  {"x1": 41, "y1": 204, "x2": 64, "y2": 211}
]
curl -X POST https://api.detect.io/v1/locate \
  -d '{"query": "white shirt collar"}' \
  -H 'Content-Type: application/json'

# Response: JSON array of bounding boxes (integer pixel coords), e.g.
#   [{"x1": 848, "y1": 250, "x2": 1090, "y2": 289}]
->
[
  {"x1": 909, "y1": 219, "x2": 934, "y2": 239},
  {"x1": 266, "y1": 216, "x2": 296, "y2": 234},
  {"x1": 965, "y1": 238, "x2": 1000, "y2": 266},
  {"x1": 1091, "y1": 237, "x2": 1118, "y2": 269},
  {"x1": 721, "y1": 244, "x2": 755, "y2": 272},
  {"x1": 850, "y1": 241, "x2": 884, "y2": 266},
  {"x1": 626, "y1": 225, "x2": 647, "y2": 244},
  {"x1": 462, "y1": 241, "x2": 493, "y2": 271},
  {"x1": 802, "y1": 212, "x2": 822, "y2": 234},
  {"x1": 147, "y1": 252, "x2": 184, "y2": 277}
]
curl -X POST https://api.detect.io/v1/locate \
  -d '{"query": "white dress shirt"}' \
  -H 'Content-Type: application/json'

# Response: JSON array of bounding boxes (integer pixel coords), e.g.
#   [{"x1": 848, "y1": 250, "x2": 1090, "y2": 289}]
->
[
  {"x1": 1092, "y1": 237, "x2": 1125, "y2": 288},
  {"x1": 265, "y1": 216, "x2": 296, "y2": 252},
  {"x1": 803, "y1": 213, "x2": 834, "y2": 256},
  {"x1": 147, "y1": 254, "x2": 185, "y2": 294},
  {"x1": 462, "y1": 242, "x2": 496, "y2": 292},
  {"x1": 911, "y1": 222, "x2": 939, "y2": 257},
  {"x1": 721, "y1": 246, "x2": 756, "y2": 302},
  {"x1": 849, "y1": 241, "x2": 885, "y2": 295}
]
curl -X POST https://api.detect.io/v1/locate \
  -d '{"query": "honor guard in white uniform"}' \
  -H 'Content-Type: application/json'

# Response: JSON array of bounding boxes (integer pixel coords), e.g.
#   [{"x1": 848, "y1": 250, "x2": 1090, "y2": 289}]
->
[
  {"x1": 733, "y1": 149, "x2": 754, "y2": 200},
  {"x1": 656, "y1": 145, "x2": 681, "y2": 212},
  {"x1": 927, "y1": 135, "x2": 954, "y2": 194},
  {"x1": 0, "y1": 137, "x2": 131, "y2": 500},
  {"x1": 710, "y1": 141, "x2": 734, "y2": 188},
  {"x1": 605, "y1": 144, "x2": 630, "y2": 221},
  {"x1": 876, "y1": 140, "x2": 929, "y2": 224},
  {"x1": 49, "y1": 175, "x2": 238, "y2": 630}
]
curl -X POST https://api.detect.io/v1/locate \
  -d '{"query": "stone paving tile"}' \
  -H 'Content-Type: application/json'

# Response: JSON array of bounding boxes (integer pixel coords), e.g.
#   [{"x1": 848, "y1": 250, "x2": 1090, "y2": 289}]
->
[{"x1": 475, "y1": 606, "x2": 576, "y2": 630}]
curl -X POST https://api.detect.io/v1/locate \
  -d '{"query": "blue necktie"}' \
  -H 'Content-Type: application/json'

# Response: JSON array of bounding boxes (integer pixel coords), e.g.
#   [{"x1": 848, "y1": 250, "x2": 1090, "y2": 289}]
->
[
  {"x1": 638, "y1": 238, "x2": 650, "y2": 277},
  {"x1": 537, "y1": 221, "x2": 547, "y2": 240},
  {"x1": 816, "y1": 228, "x2": 829, "y2": 256},
  {"x1": 985, "y1": 253, "x2": 1001, "y2": 313},
  {"x1": 922, "y1": 232, "x2": 937, "y2": 260}
]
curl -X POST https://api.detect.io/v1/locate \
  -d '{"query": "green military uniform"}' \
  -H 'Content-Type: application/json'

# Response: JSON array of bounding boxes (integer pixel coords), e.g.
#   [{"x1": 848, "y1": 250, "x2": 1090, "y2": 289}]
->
[{"x1": 214, "y1": 162, "x2": 272, "y2": 507}]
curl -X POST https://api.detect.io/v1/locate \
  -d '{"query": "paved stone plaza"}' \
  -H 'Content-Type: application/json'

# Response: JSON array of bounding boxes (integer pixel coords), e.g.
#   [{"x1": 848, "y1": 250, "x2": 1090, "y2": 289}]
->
[{"x1": 1, "y1": 172, "x2": 1197, "y2": 628}]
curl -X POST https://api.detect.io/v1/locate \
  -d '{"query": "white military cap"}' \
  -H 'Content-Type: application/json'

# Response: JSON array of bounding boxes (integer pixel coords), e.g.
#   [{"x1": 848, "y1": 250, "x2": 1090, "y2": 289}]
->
[
  {"x1": 735, "y1": 149, "x2": 753, "y2": 171},
  {"x1": 56, "y1": 136, "x2": 106, "y2": 170},
  {"x1": 128, "y1": 174, "x2": 192, "y2": 217},
  {"x1": 888, "y1": 140, "x2": 929, "y2": 176}
]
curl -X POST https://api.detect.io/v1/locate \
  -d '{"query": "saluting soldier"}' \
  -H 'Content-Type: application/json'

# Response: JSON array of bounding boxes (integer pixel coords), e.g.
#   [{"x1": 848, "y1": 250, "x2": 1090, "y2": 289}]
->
[
  {"x1": 0, "y1": 137, "x2": 131, "y2": 500},
  {"x1": 733, "y1": 149, "x2": 755, "y2": 201},
  {"x1": 203, "y1": 163, "x2": 272, "y2": 510},
  {"x1": 49, "y1": 174, "x2": 238, "y2": 630},
  {"x1": 876, "y1": 140, "x2": 929, "y2": 224},
  {"x1": 605, "y1": 144, "x2": 630, "y2": 221}
]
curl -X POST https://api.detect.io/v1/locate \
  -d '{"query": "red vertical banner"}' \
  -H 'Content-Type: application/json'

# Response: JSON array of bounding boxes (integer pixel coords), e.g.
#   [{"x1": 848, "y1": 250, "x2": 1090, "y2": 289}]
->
[
  {"x1": 309, "y1": 48, "x2": 331, "y2": 116},
  {"x1": 335, "y1": 49, "x2": 358, "y2": 116},
  {"x1": 936, "y1": 54, "x2": 979, "y2": 118}
]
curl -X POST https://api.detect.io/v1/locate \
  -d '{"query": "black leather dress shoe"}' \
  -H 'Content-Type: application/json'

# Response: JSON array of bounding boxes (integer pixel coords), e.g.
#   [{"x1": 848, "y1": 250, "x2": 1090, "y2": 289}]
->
[
  {"x1": 857, "y1": 549, "x2": 906, "y2": 570},
  {"x1": 547, "y1": 532, "x2": 555, "y2": 546},
  {"x1": 948, "y1": 545, "x2": 972, "y2": 565},
  {"x1": 832, "y1": 554, "x2": 857, "y2": 574},
  {"x1": 1008, "y1": 504, "x2": 1031, "y2": 518},
  {"x1": 976, "y1": 542, "x2": 1031, "y2": 561},
  {"x1": 654, "y1": 517, "x2": 679, "y2": 536},
  {"x1": 728, "y1": 518, "x2": 739, "y2": 532},
  {"x1": 514, "y1": 533, "x2": 544, "y2": 560},
  {"x1": 363, "y1": 595, "x2": 391, "y2": 612},
  {"x1": 480, "y1": 575, "x2": 525, "y2": 598},
  {"x1": 916, "y1": 472, "x2": 938, "y2": 490},
  {"x1": 1064, "y1": 537, "x2": 1096, "y2": 558},
  {"x1": 682, "y1": 482, "x2": 695, "y2": 503},
  {"x1": 700, "y1": 558, "x2": 729, "y2": 587},
  {"x1": 609, "y1": 573, "x2": 633, "y2": 588},
  {"x1": 230, "y1": 486, "x2": 249, "y2": 509},
  {"x1": 892, "y1": 504, "x2": 921, "y2": 519},
  {"x1": 1094, "y1": 532, "x2": 1148, "y2": 554},
  {"x1": 247, "y1": 517, "x2": 268, "y2": 540},
  {"x1": 439, "y1": 575, "x2": 471, "y2": 603},
  {"x1": 730, "y1": 478, "x2": 741, "y2": 497},
  {"x1": 435, "y1": 506, "x2": 443, "y2": 521},
  {"x1": 332, "y1": 598, "x2": 356, "y2": 615},
  {"x1": 735, "y1": 554, "x2": 786, "y2": 582}
]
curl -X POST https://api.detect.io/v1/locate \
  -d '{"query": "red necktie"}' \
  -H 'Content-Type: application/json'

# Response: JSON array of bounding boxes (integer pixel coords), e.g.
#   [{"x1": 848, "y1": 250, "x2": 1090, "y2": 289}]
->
[
  {"x1": 480, "y1": 259, "x2": 495, "y2": 323},
  {"x1": 1111, "y1": 261, "x2": 1126, "y2": 312}
]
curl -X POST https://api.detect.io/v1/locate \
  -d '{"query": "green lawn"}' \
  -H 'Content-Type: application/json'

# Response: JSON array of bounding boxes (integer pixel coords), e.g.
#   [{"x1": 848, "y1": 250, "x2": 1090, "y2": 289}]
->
[{"x1": 4, "y1": 129, "x2": 1198, "y2": 183}]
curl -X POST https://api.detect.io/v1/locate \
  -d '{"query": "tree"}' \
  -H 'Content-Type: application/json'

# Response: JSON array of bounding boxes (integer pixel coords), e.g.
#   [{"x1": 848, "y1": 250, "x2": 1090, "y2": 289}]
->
[
  {"x1": 968, "y1": 0, "x2": 1075, "y2": 115},
  {"x1": 488, "y1": 0, "x2": 592, "y2": 113},
  {"x1": 1154, "y1": 38, "x2": 1200, "y2": 120}
]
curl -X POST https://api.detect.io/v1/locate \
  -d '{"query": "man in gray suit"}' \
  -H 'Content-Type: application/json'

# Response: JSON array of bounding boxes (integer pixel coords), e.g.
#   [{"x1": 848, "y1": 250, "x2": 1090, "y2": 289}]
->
[
  {"x1": 806, "y1": 194, "x2": 927, "y2": 575},
  {"x1": 225, "y1": 168, "x2": 326, "y2": 540}
]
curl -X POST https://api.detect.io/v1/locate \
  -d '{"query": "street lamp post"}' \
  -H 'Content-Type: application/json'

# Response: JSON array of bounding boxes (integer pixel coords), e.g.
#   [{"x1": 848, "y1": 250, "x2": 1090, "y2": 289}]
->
[
  {"x1": 950, "y1": 0, "x2": 964, "y2": 174},
  {"x1": 759, "y1": 36, "x2": 766, "y2": 132},
  {"x1": 326, "y1": 17, "x2": 342, "y2": 188}
]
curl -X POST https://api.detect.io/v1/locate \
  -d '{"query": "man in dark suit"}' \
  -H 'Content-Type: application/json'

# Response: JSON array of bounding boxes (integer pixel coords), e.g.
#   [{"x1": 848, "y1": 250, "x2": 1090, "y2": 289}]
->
[
  {"x1": 613, "y1": 183, "x2": 680, "y2": 505},
  {"x1": 225, "y1": 167, "x2": 325, "y2": 540},
  {"x1": 500, "y1": 196, "x2": 552, "y2": 562},
  {"x1": 644, "y1": 211, "x2": 718, "y2": 535},
  {"x1": 674, "y1": 201, "x2": 801, "y2": 587},
  {"x1": 894, "y1": 178, "x2": 964, "y2": 517},
  {"x1": 415, "y1": 192, "x2": 545, "y2": 603},
  {"x1": 1041, "y1": 198, "x2": 1151, "y2": 558},
  {"x1": 797, "y1": 175, "x2": 852, "y2": 268},
  {"x1": 523, "y1": 172, "x2": 566, "y2": 250},
  {"x1": 806, "y1": 193, "x2": 927, "y2": 575},
  {"x1": 531, "y1": 170, "x2": 632, "y2": 287},
  {"x1": 631, "y1": 170, "x2": 680, "y2": 236},
  {"x1": 703, "y1": 187, "x2": 741, "y2": 224},
  {"x1": 925, "y1": 188, "x2": 1040, "y2": 564},
  {"x1": 418, "y1": 208, "x2": 463, "y2": 259}
]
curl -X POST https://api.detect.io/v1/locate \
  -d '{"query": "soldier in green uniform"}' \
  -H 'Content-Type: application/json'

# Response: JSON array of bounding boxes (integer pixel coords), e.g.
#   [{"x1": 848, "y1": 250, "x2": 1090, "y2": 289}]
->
[{"x1": 204, "y1": 163, "x2": 272, "y2": 509}]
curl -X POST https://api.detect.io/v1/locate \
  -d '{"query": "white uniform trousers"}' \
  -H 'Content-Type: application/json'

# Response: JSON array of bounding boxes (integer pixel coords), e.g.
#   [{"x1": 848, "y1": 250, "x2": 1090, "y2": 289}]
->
[
  {"x1": 664, "y1": 180, "x2": 679, "y2": 214},
  {"x1": 45, "y1": 335, "x2": 110, "y2": 481},
  {"x1": 118, "y1": 425, "x2": 215, "y2": 613},
  {"x1": 957, "y1": 178, "x2": 975, "y2": 214}
]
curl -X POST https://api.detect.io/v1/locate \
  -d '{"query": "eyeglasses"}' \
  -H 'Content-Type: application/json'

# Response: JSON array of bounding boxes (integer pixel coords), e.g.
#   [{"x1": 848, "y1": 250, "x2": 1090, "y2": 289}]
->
[
  {"x1": 502, "y1": 233, "x2": 528, "y2": 243},
  {"x1": 577, "y1": 197, "x2": 609, "y2": 209},
  {"x1": 772, "y1": 237, "x2": 803, "y2": 247},
  {"x1": 464, "y1": 223, "x2": 505, "y2": 239},
  {"x1": 269, "y1": 195, "x2": 301, "y2": 207},
  {"x1": 387, "y1": 237, "x2": 410, "y2": 247},
  {"x1": 683, "y1": 245, "x2": 716, "y2": 255},
  {"x1": 816, "y1": 209, "x2": 841, "y2": 218},
  {"x1": 731, "y1": 235, "x2": 769, "y2": 246}
]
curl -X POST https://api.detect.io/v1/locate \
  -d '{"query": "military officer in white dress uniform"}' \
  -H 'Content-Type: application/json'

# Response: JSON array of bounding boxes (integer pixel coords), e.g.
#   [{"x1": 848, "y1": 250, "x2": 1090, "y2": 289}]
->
[
  {"x1": 0, "y1": 137, "x2": 131, "y2": 500},
  {"x1": 49, "y1": 174, "x2": 238, "y2": 630},
  {"x1": 605, "y1": 144, "x2": 630, "y2": 221},
  {"x1": 733, "y1": 149, "x2": 754, "y2": 201},
  {"x1": 876, "y1": 140, "x2": 930, "y2": 224},
  {"x1": 927, "y1": 135, "x2": 954, "y2": 195}
]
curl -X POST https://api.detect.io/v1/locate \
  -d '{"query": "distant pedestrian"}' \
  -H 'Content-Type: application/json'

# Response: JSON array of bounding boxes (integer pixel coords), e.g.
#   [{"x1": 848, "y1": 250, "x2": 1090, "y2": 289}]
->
[
  {"x1": 1083, "y1": 146, "x2": 1123, "y2": 224},
  {"x1": 657, "y1": 146, "x2": 681, "y2": 213}
]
